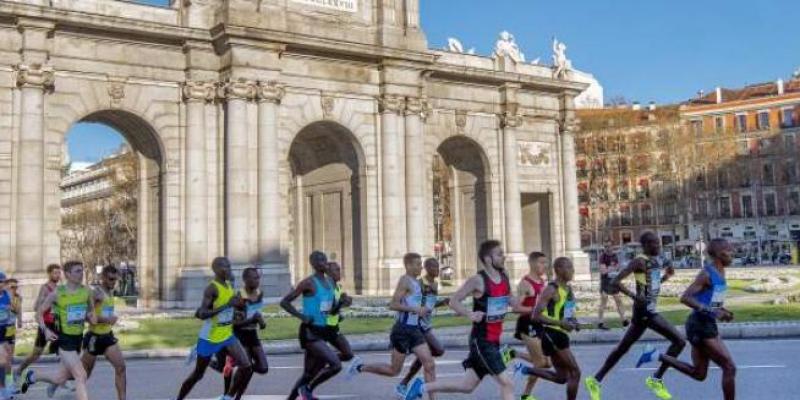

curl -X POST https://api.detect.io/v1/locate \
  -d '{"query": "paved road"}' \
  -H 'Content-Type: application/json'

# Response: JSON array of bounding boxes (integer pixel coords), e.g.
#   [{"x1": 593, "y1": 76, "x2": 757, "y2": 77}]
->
[{"x1": 18, "y1": 338, "x2": 800, "y2": 400}]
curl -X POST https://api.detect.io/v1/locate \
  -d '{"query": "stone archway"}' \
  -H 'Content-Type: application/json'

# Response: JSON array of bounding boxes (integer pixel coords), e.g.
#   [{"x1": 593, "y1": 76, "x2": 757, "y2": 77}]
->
[
  {"x1": 435, "y1": 136, "x2": 491, "y2": 281},
  {"x1": 62, "y1": 109, "x2": 164, "y2": 306},
  {"x1": 288, "y1": 121, "x2": 365, "y2": 293}
]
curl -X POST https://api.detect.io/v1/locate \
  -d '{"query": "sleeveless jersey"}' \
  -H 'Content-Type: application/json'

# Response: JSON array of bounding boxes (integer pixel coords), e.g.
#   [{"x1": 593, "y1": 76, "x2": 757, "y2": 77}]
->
[
  {"x1": 5, "y1": 294, "x2": 19, "y2": 337},
  {"x1": 55, "y1": 285, "x2": 91, "y2": 336},
  {"x1": 397, "y1": 277, "x2": 423, "y2": 326},
  {"x1": 419, "y1": 278, "x2": 439, "y2": 330},
  {"x1": 518, "y1": 275, "x2": 545, "y2": 324},
  {"x1": 693, "y1": 262, "x2": 727, "y2": 317},
  {"x1": 90, "y1": 288, "x2": 116, "y2": 335},
  {"x1": 543, "y1": 282, "x2": 576, "y2": 334},
  {"x1": 0, "y1": 291, "x2": 10, "y2": 327},
  {"x1": 302, "y1": 275, "x2": 334, "y2": 327},
  {"x1": 236, "y1": 289, "x2": 264, "y2": 331},
  {"x1": 327, "y1": 284, "x2": 343, "y2": 327},
  {"x1": 634, "y1": 255, "x2": 663, "y2": 313},
  {"x1": 198, "y1": 280, "x2": 234, "y2": 343},
  {"x1": 471, "y1": 270, "x2": 511, "y2": 343},
  {"x1": 42, "y1": 283, "x2": 57, "y2": 325}
]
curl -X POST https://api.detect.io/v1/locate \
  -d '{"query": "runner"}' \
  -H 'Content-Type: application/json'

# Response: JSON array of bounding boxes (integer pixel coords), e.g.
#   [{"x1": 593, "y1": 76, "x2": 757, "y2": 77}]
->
[
  {"x1": 403, "y1": 240, "x2": 531, "y2": 400},
  {"x1": 175, "y1": 256, "x2": 253, "y2": 400},
  {"x1": 0, "y1": 272, "x2": 14, "y2": 399},
  {"x1": 80, "y1": 264, "x2": 127, "y2": 400},
  {"x1": 512, "y1": 252, "x2": 550, "y2": 400},
  {"x1": 281, "y1": 251, "x2": 343, "y2": 400},
  {"x1": 287, "y1": 261, "x2": 354, "y2": 400},
  {"x1": 19, "y1": 261, "x2": 93, "y2": 400},
  {"x1": 512, "y1": 257, "x2": 582, "y2": 400},
  {"x1": 346, "y1": 253, "x2": 438, "y2": 399},
  {"x1": 597, "y1": 243, "x2": 629, "y2": 330},
  {"x1": 3, "y1": 278, "x2": 20, "y2": 390},
  {"x1": 637, "y1": 238, "x2": 737, "y2": 400},
  {"x1": 395, "y1": 257, "x2": 449, "y2": 397},
  {"x1": 584, "y1": 231, "x2": 685, "y2": 400},
  {"x1": 15, "y1": 264, "x2": 61, "y2": 380}
]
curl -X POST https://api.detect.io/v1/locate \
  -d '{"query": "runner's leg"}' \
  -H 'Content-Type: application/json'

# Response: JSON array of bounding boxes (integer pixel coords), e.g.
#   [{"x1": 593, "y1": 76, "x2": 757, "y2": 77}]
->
[
  {"x1": 360, "y1": 349, "x2": 407, "y2": 377},
  {"x1": 523, "y1": 348, "x2": 581, "y2": 400},
  {"x1": 287, "y1": 351, "x2": 320, "y2": 400},
  {"x1": 401, "y1": 331, "x2": 443, "y2": 386},
  {"x1": 598, "y1": 293, "x2": 608, "y2": 324},
  {"x1": 104, "y1": 344, "x2": 127, "y2": 400},
  {"x1": 224, "y1": 340, "x2": 253, "y2": 397},
  {"x1": 331, "y1": 334, "x2": 354, "y2": 362},
  {"x1": 593, "y1": 321, "x2": 647, "y2": 381},
  {"x1": 522, "y1": 335, "x2": 549, "y2": 396},
  {"x1": 647, "y1": 314, "x2": 686, "y2": 379},
  {"x1": 176, "y1": 355, "x2": 211, "y2": 400},
  {"x1": 612, "y1": 294, "x2": 627, "y2": 321},
  {"x1": 704, "y1": 338, "x2": 736, "y2": 400},
  {"x1": 659, "y1": 343, "x2": 710, "y2": 381},
  {"x1": 423, "y1": 368, "x2": 481, "y2": 394}
]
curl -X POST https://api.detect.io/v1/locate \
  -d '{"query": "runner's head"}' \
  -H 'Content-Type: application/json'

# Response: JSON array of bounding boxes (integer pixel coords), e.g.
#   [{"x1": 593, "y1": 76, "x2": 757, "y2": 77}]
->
[
  {"x1": 423, "y1": 257, "x2": 440, "y2": 279},
  {"x1": 528, "y1": 251, "x2": 547, "y2": 277},
  {"x1": 403, "y1": 252, "x2": 423, "y2": 277},
  {"x1": 242, "y1": 266, "x2": 261, "y2": 290},
  {"x1": 46, "y1": 263, "x2": 62, "y2": 284},
  {"x1": 62, "y1": 260, "x2": 84, "y2": 285},
  {"x1": 327, "y1": 262, "x2": 342, "y2": 282},
  {"x1": 5, "y1": 278, "x2": 17, "y2": 295},
  {"x1": 553, "y1": 257, "x2": 574, "y2": 283},
  {"x1": 707, "y1": 238, "x2": 733, "y2": 267},
  {"x1": 100, "y1": 264, "x2": 119, "y2": 291},
  {"x1": 309, "y1": 251, "x2": 328, "y2": 274},
  {"x1": 640, "y1": 231, "x2": 660, "y2": 256},
  {"x1": 478, "y1": 240, "x2": 505, "y2": 271},
  {"x1": 211, "y1": 256, "x2": 232, "y2": 281}
]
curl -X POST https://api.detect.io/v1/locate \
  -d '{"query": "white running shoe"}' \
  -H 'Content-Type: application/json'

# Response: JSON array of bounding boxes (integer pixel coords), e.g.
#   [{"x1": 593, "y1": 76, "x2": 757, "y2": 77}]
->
[{"x1": 345, "y1": 356, "x2": 364, "y2": 380}]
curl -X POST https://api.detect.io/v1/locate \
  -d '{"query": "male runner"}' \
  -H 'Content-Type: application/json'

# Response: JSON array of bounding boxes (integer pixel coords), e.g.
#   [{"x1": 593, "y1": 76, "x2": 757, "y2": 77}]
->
[
  {"x1": 4, "y1": 278, "x2": 21, "y2": 389},
  {"x1": 15, "y1": 264, "x2": 61, "y2": 379},
  {"x1": 281, "y1": 251, "x2": 343, "y2": 400},
  {"x1": 287, "y1": 261, "x2": 354, "y2": 400},
  {"x1": 347, "y1": 253, "x2": 437, "y2": 399},
  {"x1": 395, "y1": 257, "x2": 448, "y2": 397},
  {"x1": 638, "y1": 238, "x2": 737, "y2": 400},
  {"x1": 513, "y1": 257, "x2": 582, "y2": 400},
  {"x1": 584, "y1": 231, "x2": 684, "y2": 400},
  {"x1": 175, "y1": 256, "x2": 253, "y2": 400},
  {"x1": 597, "y1": 243, "x2": 629, "y2": 330},
  {"x1": 512, "y1": 252, "x2": 550, "y2": 400},
  {"x1": 80, "y1": 265, "x2": 126, "y2": 400},
  {"x1": 404, "y1": 240, "x2": 531, "y2": 400},
  {"x1": 20, "y1": 261, "x2": 93, "y2": 400}
]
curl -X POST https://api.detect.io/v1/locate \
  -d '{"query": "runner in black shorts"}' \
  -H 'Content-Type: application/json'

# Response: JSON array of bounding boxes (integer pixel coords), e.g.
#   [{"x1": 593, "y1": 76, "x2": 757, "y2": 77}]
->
[
  {"x1": 15, "y1": 264, "x2": 61, "y2": 382},
  {"x1": 514, "y1": 257, "x2": 582, "y2": 400},
  {"x1": 347, "y1": 253, "x2": 437, "y2": 396},
  {"x1": 585, "y1": 232, "x2": 684, "y2": 400}
]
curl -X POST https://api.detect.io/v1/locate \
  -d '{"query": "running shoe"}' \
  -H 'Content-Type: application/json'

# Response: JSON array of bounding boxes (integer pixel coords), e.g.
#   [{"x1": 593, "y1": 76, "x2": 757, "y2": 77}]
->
[
  {"x1": 500, "y1": 345, "x2": 516, "y2": 366},
  {"x1": 520, "y1": 395, "x2": 538, "y2": 400},
  {"x1": 512, "y1": 361, "x2": 527, "y2": 383},
  {"x1": 584, "y1": 376, "x2": 602, "y2": 400},
  {"x1": 645, "y1": 377, "x2": 673, "y2": 400},
  {"x1": 404, "y1": 377, "x2": 425, "y2": 400},
  {"x1": 636, "y1": 345, "x2": 660, "y2": 368},
  {"x1": 185, "y1": 345, "x2": 198, "y2": 366},
  {"x1": 345, "y1": 356, "x2": 363, "y2": 380},
  {"x1": 298, "y1": 384, "x2": 314, "y2": 400},
  {"x1": 19, "y1": 370, "x2": 34, "y2": 394},
  {"x1": 46, "y1": 383, "x2": 57, "y2": 398},
  {"x1": 395, "y1": 383, "x2": 407, "y2": 399}
]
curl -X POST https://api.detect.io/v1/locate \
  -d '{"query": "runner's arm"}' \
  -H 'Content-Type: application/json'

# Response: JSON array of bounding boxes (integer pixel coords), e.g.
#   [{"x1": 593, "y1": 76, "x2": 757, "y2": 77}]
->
[
  {"x1": 610, "y1": 259, "x2": 642, "y2": 301},
  {"x1": 449, "y1": 276, "x2": 483, "y2": 321},
  {"x1": 33, "y1": 284, "x2": 48, "y2": 313},
  {"x1": 15, "y1": 295, "x2": 22, "y2": 328},
  {"x1": 280, "y1": 279, "x2": 313, "y2": 323},
  {"x1": 509, "y1": 294, "x2": 533, "y2": 314},
  {"x1": 680, "y1": 271, "x2": 711, "y2": 313},
  {"x1": 37, "y1": 291, "x2": 58, "y2": 340},
  {"x1": 85, "y1": 291, "x2": 96, "y2": 326},
  {"x1": 389, "y1": 277, "x2": 424, "y2": 315},
  {"x1": 532, "y1": 285, "x2": 569, "y2": 331},
  {"x1": 195, "y1": 284, "x2": 225, "y2": 320}
]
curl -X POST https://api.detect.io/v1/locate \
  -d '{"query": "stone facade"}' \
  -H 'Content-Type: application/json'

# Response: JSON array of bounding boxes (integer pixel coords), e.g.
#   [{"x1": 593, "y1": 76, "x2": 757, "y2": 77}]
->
[{"x1": 0, "y1": 0, "x2": 589, "y2": 307}]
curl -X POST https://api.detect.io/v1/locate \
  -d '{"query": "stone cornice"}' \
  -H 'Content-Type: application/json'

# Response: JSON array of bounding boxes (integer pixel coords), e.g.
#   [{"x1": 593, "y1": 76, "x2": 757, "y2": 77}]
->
[
  {"x1": 14, "y1": 63, "x2": 54, "y2": 89},
  {"x1": 258, "y1": 81, "x2": 285, "y2": 104},
  {"x1": 182, "y1": 80, "x2": 217, "y2": 102},
  {"x1": 378, "y1": 94, "x2": 406, "y2": 114},
  {"x1": 222, "y1": 79, "x2": 258, "y2": 101},
  {"x1": 500, "y1": 111, "x2": 524, "y2": 129}
]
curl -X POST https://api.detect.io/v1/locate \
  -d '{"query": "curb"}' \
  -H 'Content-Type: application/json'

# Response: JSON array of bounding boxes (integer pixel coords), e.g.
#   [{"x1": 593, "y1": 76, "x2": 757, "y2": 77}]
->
[{"x1": 17, "y1": 321, "x2": 800, "y2": 364}]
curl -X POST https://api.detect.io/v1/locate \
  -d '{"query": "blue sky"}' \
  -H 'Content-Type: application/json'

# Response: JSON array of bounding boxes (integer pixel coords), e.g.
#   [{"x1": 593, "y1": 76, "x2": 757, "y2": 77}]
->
[{"x1": 69, "y1": 0, "x2": 799, "y2": 162}]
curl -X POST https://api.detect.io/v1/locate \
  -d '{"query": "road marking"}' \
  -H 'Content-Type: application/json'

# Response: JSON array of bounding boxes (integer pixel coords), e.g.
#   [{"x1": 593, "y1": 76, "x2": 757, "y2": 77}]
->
[
  {"x1": 625, "y1": 364, "x2": 785, "y2": 371},
  {"x1": 153, "y1": 396, "x2": 358, "y2": 400}
]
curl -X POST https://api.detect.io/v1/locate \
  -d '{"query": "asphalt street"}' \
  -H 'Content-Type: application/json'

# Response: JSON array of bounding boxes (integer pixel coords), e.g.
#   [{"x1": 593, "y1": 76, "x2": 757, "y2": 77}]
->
[{"x1": 17, "y1": 338, "x2": 800, "y2": 400}]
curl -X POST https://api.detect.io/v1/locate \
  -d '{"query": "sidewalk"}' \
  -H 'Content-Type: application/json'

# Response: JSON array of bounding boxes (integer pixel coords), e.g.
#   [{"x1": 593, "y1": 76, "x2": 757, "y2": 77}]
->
[{"x1": 18, "y1": 320, "x2": 800, "y2": 364}]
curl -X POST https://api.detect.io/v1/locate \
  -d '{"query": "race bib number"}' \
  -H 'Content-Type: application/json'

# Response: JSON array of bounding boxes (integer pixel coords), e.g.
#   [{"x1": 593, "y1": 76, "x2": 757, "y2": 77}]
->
[
  {"x1": 710, "y1": 285, "x2": 727, "y2": 309},
  {"x1": 650, "y1": 269, "x2": 662, "y2": 294},
  {"x1": 217, "y1": 307, "x2": 234, "y2": 325},
  {"x1": 66, "y1": 304, "x2": 87, "y2": 325},
  {"x1": 486, "y1": 296, "x2": 509, "y2": 323},
  {"x1": 423, "y1": 295, "x2": 437, "y2": 310},
  {"x1": 563, "y1": 300, "x2": 577, "y2": 320},
  {"x1": 320, "y1": 300, "x2": 333, "y2": 317},
  {"x1": 101, "y1": 305, "x2": 115, "y2": 319},
  {"x1": 246, "y1": 301, "x2": 264, "y2": 319}
]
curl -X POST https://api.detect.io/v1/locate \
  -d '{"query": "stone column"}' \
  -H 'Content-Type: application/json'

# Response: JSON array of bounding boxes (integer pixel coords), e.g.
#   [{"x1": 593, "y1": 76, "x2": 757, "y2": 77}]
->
[
  {"x1": 559, "y1": 94, "x2": 590, "y2": 280},
  {"x1": 183, "y1": 81, "x2": 214, "y2": 267},
  {"x1": 14, "y1": 64, "x2": 53, "y2": 273},
  {"x1": 256, "y1": 81, "x2": 285, "y2": 263},
  {"x1": 404, "y1": 97, "x2": 427, "y2": 254},
  {"x1": 223, "y1": 79, "x2": 257, "y2": 264},
  {"x1": 501, "y1": 111, "x2": 525, "y2": 254},
  {"x1": 379, "y1": 94, "x2": 407, "y2": 276}
]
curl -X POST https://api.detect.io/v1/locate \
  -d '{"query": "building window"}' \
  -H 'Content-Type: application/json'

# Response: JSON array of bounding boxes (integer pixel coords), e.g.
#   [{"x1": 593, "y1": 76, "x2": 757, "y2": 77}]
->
[
  {"x1": 719, "y1": 195, "x2": 731, "y2": 218},
  {"x1": 691, "y1": 120, "x2": 703, "y2": 137},
  {"x1": 741, "y1": 194, "x2": 754, "y2": 218},
  {"x1": 763, "y1": 164, "x2": 774, "y2": 186},
  {"x1": 790, "y1": 191, "x2": 800, "y2": 215},
  {"x1": 757, "y1": 111, "x2": 770, "y2": 130},
  {"x1": 715, "y1": 116, "x2": 724, "y2": 133},
  {"x1": 736, "y1": 114, "x2": 747, "y2": 132},
  {"x1": 764, "y1": 192, "x2": 777, "y2": 216},
  {"x1": 641, "y1": 204, "x2": 653, "y2": 225},
  {"x1": 737, "y1": 140, "x2": 748, "y2": 155},
  {"x1": 783, "y1": 108, "x2": 795, "y2": 128},
  {"x1": 697, "y1": 197, "x2": 708, "y2": 218}
]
